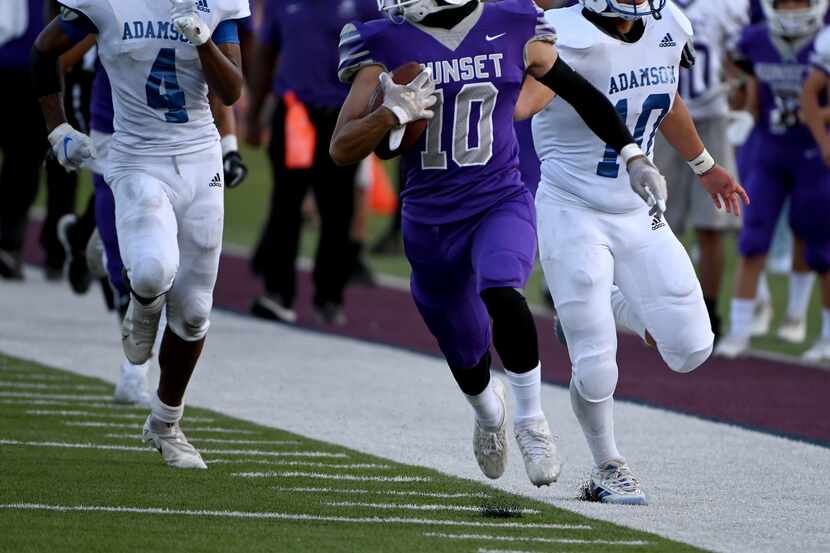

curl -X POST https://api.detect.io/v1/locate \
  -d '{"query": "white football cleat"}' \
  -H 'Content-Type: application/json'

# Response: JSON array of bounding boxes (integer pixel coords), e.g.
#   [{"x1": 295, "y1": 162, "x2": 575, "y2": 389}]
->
[
  {"x1": 142, "y1": 415, "x2": 207, "y2": 469},
  {"x1": 473, "y1": 378, "x2": 507, "y2": 480},
  {"x1": 121, "y1": 298, "x2": 163, "y2": 365},
  {"x1": 751, "y1": 302, "x2": 773, "y2": 337},
  {"x1": 776, "y1": 317, "x2": 807, "y2": 344},
  {"x1": 113, "y1": 360, "x2": 151, "y2": 406},
  {"x1": 802, "y1": 338, "x2": 830, "y2": 364},
  {"x1": 587, "y1": 459, "x2": 647, "y2": 505},
  {"x1": 514, "y1": 417, "x2": 561, "y2": 487},
  {"x1": 715, "y1": 334, "x2": 751, "y2": 359}
]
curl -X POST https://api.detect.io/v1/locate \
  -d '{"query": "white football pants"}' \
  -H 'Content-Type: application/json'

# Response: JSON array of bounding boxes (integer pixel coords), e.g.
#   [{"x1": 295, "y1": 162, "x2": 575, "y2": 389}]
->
[
  {"x1": 536, "y1": 190, "x2": 714, "y2": 404},
  {"x1": 106, "y1": 142, "x2": 224, "y2": 341}
]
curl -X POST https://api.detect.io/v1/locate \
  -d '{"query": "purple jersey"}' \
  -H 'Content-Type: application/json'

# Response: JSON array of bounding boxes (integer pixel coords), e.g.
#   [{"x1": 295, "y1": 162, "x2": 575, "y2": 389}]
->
[
  {"x1": 0, "y1": 0, "x2": 45, "y2": 71},
  {"x1": 91, "y1": 61, "x2": 114, "y2": 134},
  {"x1": 260, "y1": 0, "x2": 376, "y2": 108},
  {"x1": 734, "y1": 23, "x2": 818, "y2": 146},
  {"x1": 338, "y1": 0, "x2": 556, "y2": 224}
]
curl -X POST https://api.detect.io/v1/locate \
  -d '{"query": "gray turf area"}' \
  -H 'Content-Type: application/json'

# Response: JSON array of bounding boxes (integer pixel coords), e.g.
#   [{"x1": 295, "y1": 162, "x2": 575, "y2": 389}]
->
[{"x1": 2, "y1": 272, "x2": 829, "y2": 553}]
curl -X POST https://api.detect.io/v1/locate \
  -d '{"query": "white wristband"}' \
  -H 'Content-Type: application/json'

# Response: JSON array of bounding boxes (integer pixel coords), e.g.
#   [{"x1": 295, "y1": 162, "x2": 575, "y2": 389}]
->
[
  {"x1": 688, "y1": 148, "x2": 716, "y2": 176},
  {"x1": 620, "y1": 143, "x2": 645, "y2": 167},
  {"x1": 221, "y1": 134, "x2": 238, "y2": 156}
]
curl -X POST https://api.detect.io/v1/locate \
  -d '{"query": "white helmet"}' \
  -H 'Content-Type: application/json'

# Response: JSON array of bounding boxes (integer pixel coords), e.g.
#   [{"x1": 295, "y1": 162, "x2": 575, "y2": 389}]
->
[
  {"x1": 761, "y1": 0, "x2": 828, "y2": 37},
  {"x1": 580, "y1": 0, "x2": 667, "y2": 20},
  {"x1": 377, "y1": 0, "x2": 470, "y2": 23}
]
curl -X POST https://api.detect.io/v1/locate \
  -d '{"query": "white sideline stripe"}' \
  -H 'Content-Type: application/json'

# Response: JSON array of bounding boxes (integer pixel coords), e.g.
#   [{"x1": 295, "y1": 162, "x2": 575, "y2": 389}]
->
[
  {"x1": 424, "y1": 533, "x2": 647, "y2": 546},
  {"x1": 0, "y1": 392, "x2": 112, "y2": 401},
  {"x1": 0, "y1": 381, "x2": 108, "y2": 391},
  {"x1": 235, "y1": 471, "x2": 430, "y2": 482},
  {"x1": 274, "y1": 487, "x2": 489, "y2": 499},
  {"x1": 325, "y1": 501, "x2": 539, "y2": 515},
  {"x1": 0, "y1": 503, "x2": 590, "y2": 530},
  {"x1": 103, "y1": 434, "x2": 299, "y2": 446},
  {"x1": 207, "y1": 459, "x2": 392, "y2": 469},
  {"x1": 28, "y1": 410, "x2": 214, "y2": 422},
  {"x1": 477, "y1": 549, "x2": 558, "y2": 553},
  {"x1": 0, "y1": 439, "x2": 348, "y2": 458},
  {"x1": 0, "y1": 399, "x2": 144, "y2": 410},
  {"x1": 65, "y1": 422, "x2": 255, "y2": 434},
  {"x1": 0, "y1": 373, "x2": 72, "y2": 381}
]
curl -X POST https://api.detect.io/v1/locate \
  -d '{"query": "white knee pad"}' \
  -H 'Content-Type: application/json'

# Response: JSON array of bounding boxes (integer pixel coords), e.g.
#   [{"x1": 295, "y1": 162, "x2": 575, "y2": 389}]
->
[
  {"x1": 665, "y1": 343, "x2": 713, "y2": 374},
  {"x1": 128, "y1": 257, "x2": 176, "y2": 299},
  {"x1": 167, "y1": 292, "x2": 212, "y2": 341},
  {"x1": 572, "y1": 358, "x2": 619, "y2": 403}
]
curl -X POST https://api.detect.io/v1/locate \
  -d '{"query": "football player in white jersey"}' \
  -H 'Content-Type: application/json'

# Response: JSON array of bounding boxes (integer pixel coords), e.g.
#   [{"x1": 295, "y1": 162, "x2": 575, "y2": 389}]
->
[
  {"x1": 653, "y1": 0, "x2": 748, "y2": 340},
  {"x1": 32, "y1": 0, "x2": 250, "y2": 469},
  {"x1": 528, "y1": 0, "x2": 748, "y2": 504}
]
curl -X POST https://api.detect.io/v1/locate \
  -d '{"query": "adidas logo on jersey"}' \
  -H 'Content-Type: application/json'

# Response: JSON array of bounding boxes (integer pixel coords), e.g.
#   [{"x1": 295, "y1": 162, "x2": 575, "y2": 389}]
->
[
  {"x1": 209, "y1": 173, "x2": 223, "y2": 187},
  {"x1": 659, "y1": 33, "x2": 676, "y2": 48},
  {"x1": 651, "y1": 213, "x2": 666, "y2": 231},
  {"x1": 196, "y1": 0, "x2": 211, "y2": 13}
]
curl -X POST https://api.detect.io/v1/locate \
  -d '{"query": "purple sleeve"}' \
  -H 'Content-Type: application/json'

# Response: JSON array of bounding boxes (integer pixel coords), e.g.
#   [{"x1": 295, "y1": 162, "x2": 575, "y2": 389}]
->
[{"x1": 258, "y1": 7, "x2": 281, "y2": 49}]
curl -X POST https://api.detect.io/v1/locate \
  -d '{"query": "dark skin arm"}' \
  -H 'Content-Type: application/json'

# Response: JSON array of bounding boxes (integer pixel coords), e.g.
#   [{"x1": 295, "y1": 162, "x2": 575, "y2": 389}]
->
[
  {"x1": 244, "y1": 39, "x2": 279, "y2": 146},
  {"x1": 33, "y1": 18, "x2": 79, "y2": 132},
  {"x1": 197, "y1": 40, "x2": 243, "y2": 106}
]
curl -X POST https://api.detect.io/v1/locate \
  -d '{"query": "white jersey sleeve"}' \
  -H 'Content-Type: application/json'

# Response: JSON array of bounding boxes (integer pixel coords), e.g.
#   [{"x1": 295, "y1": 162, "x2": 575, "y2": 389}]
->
[
  {"x1": 71, "y1": 0, "x2": 249, "y2": 157},
  {"x1": 532, "y1": 5, "x2": 690, "y2": 214},
  {"x1": 812, "y1": 26, "x2": 830, "y2": 75}
]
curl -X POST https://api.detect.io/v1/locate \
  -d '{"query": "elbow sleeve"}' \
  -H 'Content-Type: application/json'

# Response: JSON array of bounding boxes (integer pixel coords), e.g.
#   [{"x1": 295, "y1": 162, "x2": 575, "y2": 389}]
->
[
  {"x1": 537, "y1": 57, "x2": 635, "y2": 154},
  {"x1": 30, "y1": 47, "x2": 62, "y2": 98}
]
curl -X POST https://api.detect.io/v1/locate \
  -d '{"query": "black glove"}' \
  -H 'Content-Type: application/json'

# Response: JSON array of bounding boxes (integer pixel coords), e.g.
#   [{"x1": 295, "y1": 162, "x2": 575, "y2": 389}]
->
[{"x1": 223, "y1": 151, "x2": 248, "y2": 189}]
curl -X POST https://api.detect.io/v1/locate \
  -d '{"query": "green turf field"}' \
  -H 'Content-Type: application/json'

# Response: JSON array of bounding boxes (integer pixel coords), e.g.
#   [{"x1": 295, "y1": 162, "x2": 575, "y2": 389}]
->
[{"x1": 0, "y1": 353, "x2": 704, "y2": 553}]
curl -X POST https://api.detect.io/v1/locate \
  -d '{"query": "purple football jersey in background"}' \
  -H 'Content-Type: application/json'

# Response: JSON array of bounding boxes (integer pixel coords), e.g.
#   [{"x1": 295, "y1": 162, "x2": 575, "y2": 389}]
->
[
  {"x1": 340, "y1": 0, "x2": 556, "y2": 224},
  {"x1": 0, "y1": 0, "x2": 45, "y2": 71},
  {"x1": 515, "y1": 119, "x2": 541, "y2": 195},
  {"x1": 91, "y1": 61, "x2": 114, "y2": 134},
  {"x1": 260, "y1": 0, "x2": 376, "y2": 108}
]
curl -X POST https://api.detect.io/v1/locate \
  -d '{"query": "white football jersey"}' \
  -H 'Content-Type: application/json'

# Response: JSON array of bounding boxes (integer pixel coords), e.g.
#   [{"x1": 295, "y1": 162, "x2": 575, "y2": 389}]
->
[
  {"x1": 674, "y1": 0, "x2": 749, "y2": 120},
  {"x1": 811, "y1": 25, "x2": 830, "y2": 74},
  {"x1": 532, "y1": 4, "x2": 692, "y2": 214},
  {"x1": 61, "y1": 0, "x2": 249, "y2": 156}
]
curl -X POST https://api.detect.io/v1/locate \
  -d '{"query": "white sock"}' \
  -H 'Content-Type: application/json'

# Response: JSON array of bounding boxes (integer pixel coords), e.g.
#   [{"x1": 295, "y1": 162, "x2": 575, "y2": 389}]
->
[
  {"x1": 569, "y1": 379, "x2": 622, "y2": 467},
  {"x1": 151, "y1": 392, "x2": 183, "y2": 425},
  {"x1": 122, "y1": 359, "x2": 149, "y2": 378},
  {"x1": 787, "y1": 272, "x2": 815, "y2": 321},
  {"x1": 610, "y1": 285, "x2": 646, "y2": 339},
  {"x1": 465, "y1": 379, "x2": 504, "y2": 431},
  {"x1": 729, "y1": 298, "x2": 755, "y2": 338},
  {"x1": 757, "y1": 274, "x2": 771, "y2": 305},
  {"x1": 822, "y1": 309, "x2": 830, "y2": 340},
  {"x1": 504, "y1": 365, "x2": 543, "y2": 424}
]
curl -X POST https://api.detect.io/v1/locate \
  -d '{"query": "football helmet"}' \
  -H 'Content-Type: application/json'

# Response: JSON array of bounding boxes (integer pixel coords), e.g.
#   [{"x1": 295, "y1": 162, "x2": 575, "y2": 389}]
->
[
  {"x1": 378, "y1": 0, "x2": 470, "y2": 23},
  {"x1": 761, "y1": 0, "x2": 828, "y2": 37},
  {"x1": 580, "y1": 0, "x2": 666, "y2": 20}
]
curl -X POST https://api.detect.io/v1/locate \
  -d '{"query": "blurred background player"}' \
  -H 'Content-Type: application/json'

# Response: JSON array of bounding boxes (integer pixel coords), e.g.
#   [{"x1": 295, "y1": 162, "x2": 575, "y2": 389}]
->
[
  {"x1": 531, "y1": 0, "x2": 746, "y2": 505},
  {"x1": 246, "y1": 0, "x2": 377, "y2": 326},
  {"x1": 333, "y1": 0, "x2": 670, "y2": 488},
  {"x1": 0, "y1": 0, "x2": 46, "y2": 280},
  {"x1": 33, "y1": 0, "x2": 250, "y2": 468},
  {"x1": 654, "y1": 0, "x2": 749, "y2": 339},
  {"x1": 798, "y1": 22, "x2": 830, "y2": 362},
  {"x1": 717, "y1": 0, "x2": 830, "y2": 359}
]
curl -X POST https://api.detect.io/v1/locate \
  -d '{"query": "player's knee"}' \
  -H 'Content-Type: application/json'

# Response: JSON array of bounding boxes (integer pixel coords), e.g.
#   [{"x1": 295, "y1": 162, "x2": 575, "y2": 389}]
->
[
  {"x1": 477, "y1": 251, "x2": 531, "y2": 291},
  {"x1": 168, "y1": 293, "x2": 212, "y2": 341},
  {"x1": 128, "y1": 257, "x2": 175, "y2": 299},
  {"x1": 666, "y1": 343, "x2": 713, "y2": 374},
  {"x1": 737, "y1": 228, "x2": 771, "y2": 258},
  {"x1": 572, "y1": 357, "x2": 618, "y2": 403},
  {"x1": 481, "y1": 287, "x2": 527, "y2": 320}
]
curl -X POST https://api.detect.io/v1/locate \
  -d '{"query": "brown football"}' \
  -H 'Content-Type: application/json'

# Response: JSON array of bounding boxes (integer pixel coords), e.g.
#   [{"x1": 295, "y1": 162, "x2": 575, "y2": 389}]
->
[{"x1": 367, "y1": 61, "x2": 429, "y2": 160}]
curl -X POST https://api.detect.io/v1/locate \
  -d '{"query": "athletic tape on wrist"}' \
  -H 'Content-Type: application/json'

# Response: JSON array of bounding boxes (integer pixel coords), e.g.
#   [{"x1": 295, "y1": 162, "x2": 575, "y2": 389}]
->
[
  {"x1": 620, "y1": 143, "x2": 645, "y2": 167},
  {"x1": 688, "y1": 149, "x2": 716, "y2": 175}
]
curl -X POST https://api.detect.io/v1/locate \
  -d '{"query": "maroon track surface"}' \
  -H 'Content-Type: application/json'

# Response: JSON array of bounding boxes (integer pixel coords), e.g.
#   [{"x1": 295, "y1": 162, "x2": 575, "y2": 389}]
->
[{"x1": 22, "y1": 226, "x2": 830, "y2": 447}]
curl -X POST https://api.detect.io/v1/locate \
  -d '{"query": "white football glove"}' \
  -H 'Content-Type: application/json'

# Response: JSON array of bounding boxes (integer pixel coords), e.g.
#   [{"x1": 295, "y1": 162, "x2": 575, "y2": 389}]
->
[
  {"x1": 628, "y1": 155, "x2": 668, "y2": 217},
  {"x1": 170, "y1": 0, "x2": 211, "y2": 46},
  {"x1": 48, "y1": 123, "x2": 96, "y2": 172},
  {"x1": 379, "y1": 68, "x2": 437, "y2": 126}
]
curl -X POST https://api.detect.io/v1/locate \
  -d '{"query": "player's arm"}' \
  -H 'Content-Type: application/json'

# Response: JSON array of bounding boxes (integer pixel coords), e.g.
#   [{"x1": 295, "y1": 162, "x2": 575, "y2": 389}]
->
[
  {"x1": 525, "y1": 40, "x2": 668, "y2": 214},
  {"x1": 244, "y1": 31, "x2": 279, "y2": 146},
  {"x1": 514, "y1": 75, "x2": 554, "y2": 121},
  {"x1": 800, "y1": 68, "x2": 830, "y2": 167},
  {"x1": 32, "y1": 15, "x2": 97, "y2": 170},
  {"x1": 210, "y1": 94, "x2": 248, "y2": 188},
  {"x1": 660, "y1": 96, "x2": 750, "y2": 215}
]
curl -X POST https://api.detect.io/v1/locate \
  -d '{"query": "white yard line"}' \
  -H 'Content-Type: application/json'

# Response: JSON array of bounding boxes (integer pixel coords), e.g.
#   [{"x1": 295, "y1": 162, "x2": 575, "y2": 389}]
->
[
  {"x1": 0, "y1": 439, "x2": 348, "y2": 458},
  {"x1": 0, "y1": 399, "x2": 144, "y2": 409},
  {"x1": 207, "y1": 459, "x2": 392, "y2": 469},
  {"x1": 64, "y1": 422, "x2": 255, "y2": 433},
  {"x1": 0, "y1": 381, "x2": 108, "y2": 391},
  {"x1": 28, "y1": 409, "x2": 214, "y2": 422},
  {"x1": 324, "y1": 501, "x2": 539, "y2": 515},
  {"x1": 0, "y1": 503, "x2": 590, "y2": 531},
  {"x1": 102, "y1": 434, "x2": 298, "y2": 445},
  {"x1": 234, "y1": 471, "x2": 430, "y2": 482},
  {"x1": 477, "y1": 549, "x2": 561, "y2": 553},
  {"x1": 424, "y1": 533, "x2": 647, "y2": 546},
  {"x1": 273, "y1": 487, "x2": 489, "y2": 499},
  {"x1": 0, "y1": 391, "x2": 112, "y2": 401}
]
